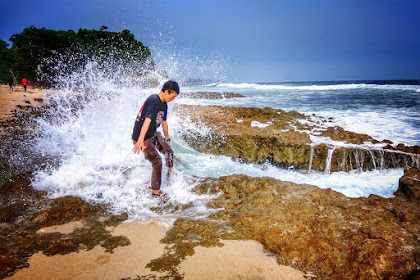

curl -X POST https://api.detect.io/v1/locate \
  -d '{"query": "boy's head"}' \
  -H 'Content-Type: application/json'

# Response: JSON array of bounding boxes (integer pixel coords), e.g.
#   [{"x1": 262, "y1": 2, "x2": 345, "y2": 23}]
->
[
  {"x1": 161, "y1": 80, "x2": 179, "y2": 103},
  {"x1": 162, "y1": 80, "x2": 179, "y2": 94}
]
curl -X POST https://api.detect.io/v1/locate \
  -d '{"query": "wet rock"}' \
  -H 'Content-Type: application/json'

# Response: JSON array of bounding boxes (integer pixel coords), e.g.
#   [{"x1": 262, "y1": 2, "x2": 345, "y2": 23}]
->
[
  {"x1": 396, "y1": 143, "x2": 420, "y2": 154},
  {"x1": 321, "y1": 126, "x2": 373, "y2": 144},
  {"x1": 30, "y1": 196, "x2": 105, "y2": 228},
  {"x1": 158, "y1": 175, "x2": 419, "y2": 279},
  {"x1": 176, "y1": 105, "x2": 420, "y2": 172},
  {"x1": 0, "y1": 173, "x2": 47, "y2": 223},
  {"x1": 395, "y1": 167, "x2": 420, "y2": 201},
  {"x1": 0, "y1": 172, "x2": 45, "y2": 201},
  {"x1": 33, "y1": 211, "x2": 48, "y2": 224}
]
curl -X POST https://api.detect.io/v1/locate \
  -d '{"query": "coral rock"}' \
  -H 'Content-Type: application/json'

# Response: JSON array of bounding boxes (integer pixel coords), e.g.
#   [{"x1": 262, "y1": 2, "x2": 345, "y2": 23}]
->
[{"x1": 395, "y1": 167, "x2": 420, "y2": 201}]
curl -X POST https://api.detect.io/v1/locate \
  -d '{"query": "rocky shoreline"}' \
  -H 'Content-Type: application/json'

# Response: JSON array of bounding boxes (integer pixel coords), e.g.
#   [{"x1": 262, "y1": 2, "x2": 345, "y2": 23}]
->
[
  {"x1": 1, "y1": 89, "x2": 419, "y2": 279},
  {"x1": 175, "y1": 104, "x2": 419, "y2": 172},
  {"x1": 1, "y1": 169, "x2": 418, "y2": 279}
]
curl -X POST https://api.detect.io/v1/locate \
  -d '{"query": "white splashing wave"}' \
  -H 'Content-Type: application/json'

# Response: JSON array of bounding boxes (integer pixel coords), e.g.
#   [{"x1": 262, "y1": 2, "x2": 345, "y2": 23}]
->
[
  {"x1": 31, "y1": 87, "x2": 217, "y2": 223},
  {"x1": 310, "y1": 110, "x2": 420, "y2": 146}
]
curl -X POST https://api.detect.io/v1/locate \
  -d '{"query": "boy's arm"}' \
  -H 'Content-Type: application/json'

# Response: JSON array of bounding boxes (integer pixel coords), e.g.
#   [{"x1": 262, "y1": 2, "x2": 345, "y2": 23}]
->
[
  {"x1": 162, "y1": 121, "x2": 170, "y2": 144},
  {"x1": 133, "y1": 117, "x2": 152, "y2": 154}
]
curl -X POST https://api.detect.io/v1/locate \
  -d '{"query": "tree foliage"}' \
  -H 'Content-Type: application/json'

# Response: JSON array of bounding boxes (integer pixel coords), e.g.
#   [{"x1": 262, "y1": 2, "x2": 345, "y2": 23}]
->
[
  {"x1": 0, "y1": 40, "x2": 14, "y2": 82},
  {"x1": 1, "y1": 26, "x2": 153, "y2": 84}
]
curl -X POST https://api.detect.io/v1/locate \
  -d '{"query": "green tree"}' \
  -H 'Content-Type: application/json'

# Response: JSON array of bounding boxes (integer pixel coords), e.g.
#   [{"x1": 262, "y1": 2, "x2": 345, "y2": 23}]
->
[
  {"x1": 8, "y1": 26, "x2": 153, "y2": 84},
  {"x1": 0, "y1": 40, "x2": 14, "y2": 82}
]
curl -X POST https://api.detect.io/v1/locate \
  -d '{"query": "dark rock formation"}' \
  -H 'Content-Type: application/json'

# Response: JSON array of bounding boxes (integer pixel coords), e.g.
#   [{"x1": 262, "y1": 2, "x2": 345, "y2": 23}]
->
[
  {"x1": 153, "y1": 175, "x2": 420, "y2": 279},
  {"x1": 176, "y1": 105, "x2": 420, "y2": 172},
  {"x1": 395, "y1": 167, "x2": 420, "y2": 201}
]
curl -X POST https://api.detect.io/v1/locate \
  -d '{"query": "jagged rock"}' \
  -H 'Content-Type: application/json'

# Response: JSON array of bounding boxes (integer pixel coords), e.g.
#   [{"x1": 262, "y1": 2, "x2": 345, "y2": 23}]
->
[
  {"x1": 30, "y1": 196, "x2": 104, "y2": 227},
  {"x1": 396, "y1": 143, "x2": 420, "y2": 154},
  {"x1": 0, "y1": 172, "x2": 45, "y2": 201},
  {"x1": 186, "y1": 175, "x2": 419, "y2": 279},
  {"x1": 395, "y1": 167, "x2": 420, "y2": 201},
  {"x1": 321, "y1": 126, "x2": 373, "y2": 144},
  {"x1": 181, "y1": 91, "x2": 245, "y2": 99},
  {"x1": 0, "y1": 173, "x2": 47, "y2": 223},
  {"x1": 176, "y1": 105, "x2": 420, "y2": 172}
]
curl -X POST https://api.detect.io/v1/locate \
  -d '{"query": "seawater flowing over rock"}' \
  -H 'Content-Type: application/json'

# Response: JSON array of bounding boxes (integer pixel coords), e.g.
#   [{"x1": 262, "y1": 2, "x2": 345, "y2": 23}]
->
[
  {"x1": 153, "y1": 174, "x2": 419, "y2": 279},
  {"x1": 175, "y1": 105, "x2": 420, "y2": 172}
]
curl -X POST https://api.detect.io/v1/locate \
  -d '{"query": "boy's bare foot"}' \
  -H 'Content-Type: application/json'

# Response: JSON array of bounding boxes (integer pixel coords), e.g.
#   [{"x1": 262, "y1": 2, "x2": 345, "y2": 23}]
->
[{"x1": 152, "y1": 190, "x2": 170, "y2": 201}]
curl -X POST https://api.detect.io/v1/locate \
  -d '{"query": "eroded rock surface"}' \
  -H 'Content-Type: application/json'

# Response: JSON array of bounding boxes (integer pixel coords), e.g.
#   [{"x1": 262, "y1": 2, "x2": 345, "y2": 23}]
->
[
  {"x1": 175, "y1": 105, "x2": 420, "y2": 172},
  {"x1": 153, "y1": 175, "x2": 419, "y2": 280},
  {"x1": 396, "y1": 167, "x2": 420, "y2": 201}
]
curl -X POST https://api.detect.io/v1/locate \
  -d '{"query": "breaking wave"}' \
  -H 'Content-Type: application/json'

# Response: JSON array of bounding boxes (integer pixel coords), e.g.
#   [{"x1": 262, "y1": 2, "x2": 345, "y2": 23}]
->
[{"x1": 215, "y1": 82, "x2": 420, "y2": 91}]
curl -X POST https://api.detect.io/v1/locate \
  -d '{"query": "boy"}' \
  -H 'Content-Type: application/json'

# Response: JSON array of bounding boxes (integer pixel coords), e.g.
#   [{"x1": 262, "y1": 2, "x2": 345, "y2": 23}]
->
[{"x1": 132, "y1": 80, "x2": 179, "y2": 198}]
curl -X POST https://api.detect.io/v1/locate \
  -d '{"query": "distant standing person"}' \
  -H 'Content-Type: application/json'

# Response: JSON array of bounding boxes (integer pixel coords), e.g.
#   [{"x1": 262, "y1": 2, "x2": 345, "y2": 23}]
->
[
  {"x1": 22, "y1": 78, "x2": 28, "y2": 92},
  {"x1": 8, "y1": 77, "x2": 14, "y2": 93},
  {"x1": 132, "y1": 80, "x2": 179, "y2": 199}
]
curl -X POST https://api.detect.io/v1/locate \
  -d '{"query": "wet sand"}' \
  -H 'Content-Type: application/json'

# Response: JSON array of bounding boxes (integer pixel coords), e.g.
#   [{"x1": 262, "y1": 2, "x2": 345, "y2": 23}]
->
[
  {"x1": 179, "y1": 239, "x2": 308, "y2": 280},
  {"x1": 0, "y1": 84, "x2": 47, "y2": 122},
  {"x1": 8, "y1": 222, "x2": 168, "y2": 280},
  {"x1": 7, "y1": 221, "x2": 307, "y2": 280}
]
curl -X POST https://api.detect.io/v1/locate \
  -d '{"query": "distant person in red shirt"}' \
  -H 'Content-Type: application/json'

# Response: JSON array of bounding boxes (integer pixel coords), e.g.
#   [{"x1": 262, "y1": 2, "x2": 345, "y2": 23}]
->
[{"x1": 22, "y1": 78, "x2": 28, "y2": 92}]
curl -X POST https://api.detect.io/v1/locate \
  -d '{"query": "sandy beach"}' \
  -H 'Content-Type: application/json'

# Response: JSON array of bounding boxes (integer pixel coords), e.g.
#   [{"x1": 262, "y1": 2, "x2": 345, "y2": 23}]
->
[
  {"x1": 0, "y1": 84, "x2": 46, "y2": 122},
  {"x1": 7, "y1": 221, "x2": 307, "y2": 280}
]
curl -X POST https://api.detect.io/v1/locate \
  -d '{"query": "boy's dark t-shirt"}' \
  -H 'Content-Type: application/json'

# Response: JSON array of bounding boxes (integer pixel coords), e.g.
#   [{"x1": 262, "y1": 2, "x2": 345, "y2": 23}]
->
[{"x1": 132, "y1": 94, "x2": 167, "y2": 141}]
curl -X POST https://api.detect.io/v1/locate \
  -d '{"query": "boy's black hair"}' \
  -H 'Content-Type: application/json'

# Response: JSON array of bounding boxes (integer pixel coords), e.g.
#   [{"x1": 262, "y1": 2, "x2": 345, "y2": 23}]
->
[{"x1": 161, "y1": 80, "x2": 180, "y2": 94}]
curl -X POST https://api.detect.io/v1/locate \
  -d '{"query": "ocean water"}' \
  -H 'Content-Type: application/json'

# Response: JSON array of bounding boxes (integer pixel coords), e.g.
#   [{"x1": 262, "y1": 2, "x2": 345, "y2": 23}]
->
[
  {"x1": 28, "y1": 65, "x2": 420, "y2": 222},
  {"x1": 180, "y1": 81, "x2": 420, "y2": 146}
]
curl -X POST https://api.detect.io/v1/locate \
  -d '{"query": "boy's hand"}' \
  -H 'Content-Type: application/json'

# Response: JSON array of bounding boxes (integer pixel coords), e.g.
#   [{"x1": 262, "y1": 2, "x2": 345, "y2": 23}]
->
[{"x1": 133, "y1": 140, "x2": 146, "y2": 154}]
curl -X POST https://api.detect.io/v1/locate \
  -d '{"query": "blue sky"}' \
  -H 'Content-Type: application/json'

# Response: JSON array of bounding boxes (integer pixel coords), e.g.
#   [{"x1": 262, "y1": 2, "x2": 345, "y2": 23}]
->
[{"x1": 1, "y1": 0, "x2": 419, "y2": 82}]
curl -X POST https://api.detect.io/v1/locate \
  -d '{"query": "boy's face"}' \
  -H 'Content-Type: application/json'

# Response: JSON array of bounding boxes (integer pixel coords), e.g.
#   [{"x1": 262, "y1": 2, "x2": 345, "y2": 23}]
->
[{"x1": 164, "y1": 90, "x2": 178, "y2": 103}]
